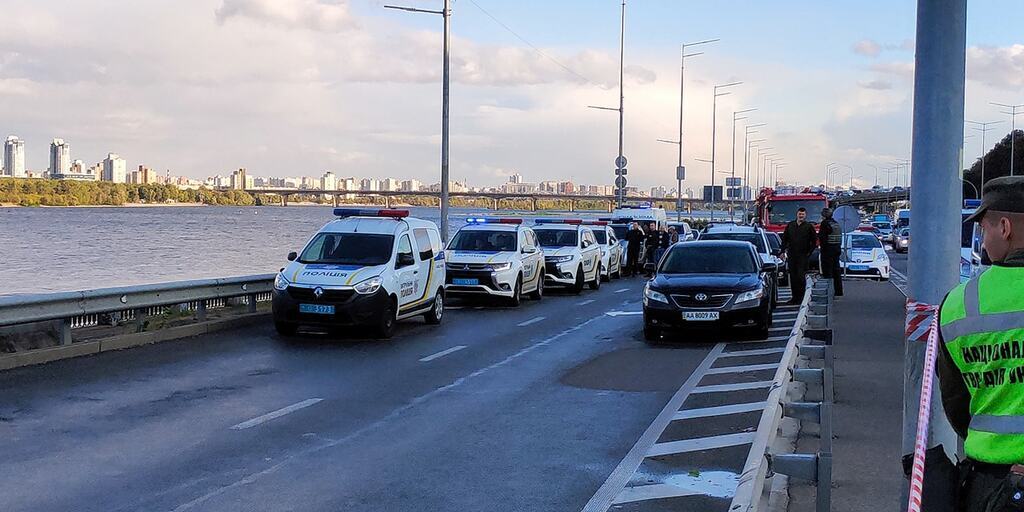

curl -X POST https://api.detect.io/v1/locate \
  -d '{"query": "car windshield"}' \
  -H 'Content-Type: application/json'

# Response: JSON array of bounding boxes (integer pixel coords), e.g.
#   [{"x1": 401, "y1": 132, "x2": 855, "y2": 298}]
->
[
  {"x1": 699, "y1": 232, "x2": 767, "y2": 253},
  {"x1": 766, "y1": 233, "x2": 781, "y2": 251},
  {"x1": 535, "y1": 229, "x2": 578, "y2": 247},
  {"x1": 768, "y1": 200, "x2": 826, "y2": 225},
  {"x1": 448, "y1": 230, "x2": 517, "y2": 252},
  {"x1": 592, "y1": 230, "x2": 607, "y2": 244},
  {"x1": 611, "y1": 225, "x2": 629, "y2": 240},
  {"x1": 299, "y1": 233, "x2": 394, "y2": 266},
  {"x1": 660, "y1": 245, "x2": 758, "y2": 274},
  {"x1": 846, "y1": 234, "x2": 882, "y2": 249}
]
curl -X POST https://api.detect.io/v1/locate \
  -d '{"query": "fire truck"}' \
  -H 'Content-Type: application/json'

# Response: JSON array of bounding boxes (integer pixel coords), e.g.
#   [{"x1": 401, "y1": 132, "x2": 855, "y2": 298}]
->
[{"x1": 754, "y1": 187, "x2": 830, "y2": 233}]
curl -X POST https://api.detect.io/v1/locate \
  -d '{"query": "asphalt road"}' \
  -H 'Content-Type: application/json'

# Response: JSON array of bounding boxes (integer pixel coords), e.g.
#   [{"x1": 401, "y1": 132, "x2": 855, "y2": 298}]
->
[{"x1": 0, "y1": 276, "x2": 799, "y2": 512}]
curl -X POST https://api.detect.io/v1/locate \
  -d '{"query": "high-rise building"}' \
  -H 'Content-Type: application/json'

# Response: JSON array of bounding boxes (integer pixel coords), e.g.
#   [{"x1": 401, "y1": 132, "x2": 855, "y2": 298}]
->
[
  {"x1": 3, "y1": 136, "x2": 26, "y2": 177},
  {"x1": 230, "y1": 168, "x2": 247, "y2": 190},
  {"x1": 102, "y1": 153, "x2": 127, "y2": 183},
  {"x1": 49, "y1": 138, "x2": 71, "y2": 175},
  {"x1": 130, "y1": 165, "x2": 156, "y2": 185},
  {"x1": 508, "y1": 173, "x2": 523, "y2": 184},
  {"x1": 382, "y1": 178, "x2": 400, "y2": 192},
  {"x1": 338, "y1": 177, "x2": 356, "y2": 191},
  {"x1": 321, "y1": 171, "x2": 336, "y2": 191},
  {"x1": 400, "y1": 179, "x2": 421, "y2": 192},
  {"x1": 360, "y1": 178, "x2": 380, "y2": 191}
]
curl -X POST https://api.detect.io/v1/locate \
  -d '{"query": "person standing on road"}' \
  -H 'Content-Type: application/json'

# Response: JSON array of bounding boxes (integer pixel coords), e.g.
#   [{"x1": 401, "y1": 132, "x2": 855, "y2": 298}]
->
[
  {"x1": 644, "y1": 222, "x2": 661, "y2": 276},
  {"x1": 937, "y1": 177, "x2": 1024, "y2": 511},
  {"x1": 781, "y1": 207, "x2": 818, "y2": 304},
  {"x1": 625, "y1": 222, "x2": 645, "y2": 277},
  {"x1": 655, "y1": 225, "x2": 671, "y2": 265},
  {"x1": 818, "y1": 207, "x2": 844, "y2": 297}
]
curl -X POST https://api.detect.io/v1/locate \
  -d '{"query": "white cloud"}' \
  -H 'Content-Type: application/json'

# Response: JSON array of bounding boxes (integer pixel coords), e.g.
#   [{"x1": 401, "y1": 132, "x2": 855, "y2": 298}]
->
[
  {"x1": 215, "y1": 0, "x2": 359, "y2": 32},
  {"x1": 853, "y1": 39, "x2": 882, "y2": 57},
  {"x1": 967, "y1": 44, "x2": 1024, "y2": 89}
]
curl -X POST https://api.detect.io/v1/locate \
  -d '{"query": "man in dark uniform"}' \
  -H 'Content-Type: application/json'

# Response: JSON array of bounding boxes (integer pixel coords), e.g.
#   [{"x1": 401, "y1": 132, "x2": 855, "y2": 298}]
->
[
  {"x1": 624, "y1": 222, "x2": 645, "y2": 277},
  {"x1": 643, "y1": 222, "x2": 660, "y2": 277},
  {"x1": 781, "y1": 207, "x2": 818, "y2": 304},
  {"x1": 817, "y1": 207, "x2": 844, "y2": 296},
  {"x1": 937, "y1": 177, "x2": 1024, "y2": 511}
]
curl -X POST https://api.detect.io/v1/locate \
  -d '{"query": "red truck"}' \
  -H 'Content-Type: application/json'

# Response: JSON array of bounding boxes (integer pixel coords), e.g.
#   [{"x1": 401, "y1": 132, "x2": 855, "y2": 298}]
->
[{"x1": 754, "y1": 187, "x2": 830, "y2": 233}]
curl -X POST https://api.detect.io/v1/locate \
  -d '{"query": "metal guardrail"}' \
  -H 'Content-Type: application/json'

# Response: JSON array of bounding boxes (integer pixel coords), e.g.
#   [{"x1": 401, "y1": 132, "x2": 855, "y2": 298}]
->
[
  {"x1": 730, "y1": 276, "x2": 835, "y2": 512},
  {"x1": 0, "y1": 275, "x2": 276, "y2": 346}
]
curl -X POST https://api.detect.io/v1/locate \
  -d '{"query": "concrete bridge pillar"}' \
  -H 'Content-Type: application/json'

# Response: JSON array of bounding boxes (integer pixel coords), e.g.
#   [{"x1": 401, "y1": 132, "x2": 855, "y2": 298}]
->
[
  {"x1": 568, "y1": 199, "x2": 575, "y2": 213},
  {"x1": 492, "y1": 198, "x2": 499, "y2": 210},
  {"x1": 531, "y1": 198, "x2": 538, "y2": 211},
  {"x1": 282, "y1": 195, "x2": 289, "y2": 207},
  {"x1": 607, "y1": 200, "x2": 613, "y2": 213},
  {"x1": 333, "y1": 195, "x2": 339, "y2": 208},
  {"x1": 385, "y1": 195, "x2": 392, "y2": 208}
]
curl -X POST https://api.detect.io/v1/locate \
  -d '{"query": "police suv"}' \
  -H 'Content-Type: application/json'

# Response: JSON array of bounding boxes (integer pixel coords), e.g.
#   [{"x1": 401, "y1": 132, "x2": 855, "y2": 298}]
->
[
  {"x1": 272, "y1": 209, "x2": 446, "y2": 339},
  {"x1": 444, "y1": 217, "x2": 545, "y2": 306},
  {"x1": 585, "y1": 221, "x2": 623, "y2": 281},
  {"x1": 533, "y1": 219, "x2": 603, "y2": 293}
]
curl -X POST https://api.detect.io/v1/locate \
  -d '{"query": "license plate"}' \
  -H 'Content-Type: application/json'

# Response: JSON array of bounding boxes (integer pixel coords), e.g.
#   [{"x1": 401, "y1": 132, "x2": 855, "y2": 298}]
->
[
  {"x1": 453, "y1": 278, "x2": 479, "y2": 286},
  {"x1": 849, "y1": 265, "x2": 869, "y2": 271},
  {"x1": 683, "y1": 311, "x2": 720, "y2": 321},
  {"x1": 299, "y1": 304, "x2": 335, "y2": 315}
]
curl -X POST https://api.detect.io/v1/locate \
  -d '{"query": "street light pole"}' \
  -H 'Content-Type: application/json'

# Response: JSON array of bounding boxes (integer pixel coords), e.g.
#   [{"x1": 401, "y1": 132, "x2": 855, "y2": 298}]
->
[
  {"x1": 384, "y1": 0, "x2": 452, "y2": 241},
  {"x1": 617, "y1": 0, "x2": 625, "y2": 207},
  {"x1": 744, "y1": 129, "x2": 766, "y2": 217},
  {"x1": 967, "y1": 120, "x2": 1002, "y2": 197},
  {"x1": 710, "y1": 82, "x2": 742, "y2": 222},
  {"x1": 992, "y1": 102, "x2": 1023, "y2": 176},
  {"x1": 731, "y1": 108, "x2": 756, "y2": 221}
]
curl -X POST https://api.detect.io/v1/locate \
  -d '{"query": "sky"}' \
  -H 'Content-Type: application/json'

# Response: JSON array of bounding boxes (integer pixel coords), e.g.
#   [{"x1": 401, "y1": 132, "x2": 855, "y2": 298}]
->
[{"x1": 1, "y1": 0, "x2": 1022, "y2": 191}]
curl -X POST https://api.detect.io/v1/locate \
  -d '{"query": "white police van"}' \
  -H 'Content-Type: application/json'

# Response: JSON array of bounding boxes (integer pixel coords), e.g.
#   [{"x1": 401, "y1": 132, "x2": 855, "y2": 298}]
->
[
  {"x1": 533, "y1": 219, "x2": 603, "y2": 294},
  {"x1": 444, "y1": 217, "x2": 545, "y2": 306},
  {"x1": 272, "y1": 209, "x2": 446, "y2": 339},
  {"x1": 584, "y1": 221, "x2": 623, "y2": 281}
]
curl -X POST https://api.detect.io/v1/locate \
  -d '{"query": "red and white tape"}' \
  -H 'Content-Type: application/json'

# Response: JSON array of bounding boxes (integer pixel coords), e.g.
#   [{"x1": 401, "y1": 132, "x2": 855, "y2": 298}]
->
[{"x1": 905, "y1": 300, "x2": 940, "y2": 512}]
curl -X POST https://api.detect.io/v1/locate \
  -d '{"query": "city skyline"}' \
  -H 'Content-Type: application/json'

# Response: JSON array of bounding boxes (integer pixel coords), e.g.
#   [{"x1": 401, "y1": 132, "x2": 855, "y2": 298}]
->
[{"x1": 0, "y1": 1, "x2": 1021, "y2": 192}]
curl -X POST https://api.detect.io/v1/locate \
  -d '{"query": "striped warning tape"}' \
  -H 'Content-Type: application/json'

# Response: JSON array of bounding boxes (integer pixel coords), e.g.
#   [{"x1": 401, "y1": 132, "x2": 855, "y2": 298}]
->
[
  {"x1": 904, "y1": 300, "x2": 940, "y2": 512},
  {"x1": 905, "y1": 300, "x2": 937, "y2": 342}
]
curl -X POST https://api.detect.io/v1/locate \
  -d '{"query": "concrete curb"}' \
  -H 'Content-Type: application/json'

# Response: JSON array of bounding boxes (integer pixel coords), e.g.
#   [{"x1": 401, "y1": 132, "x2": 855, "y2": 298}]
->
[
  {"x1": 0, "y1": 312, "x2": 269, "y2": 371},
  {"x1": 765, "y1": 354, "x2": 810, "y2": 512}
]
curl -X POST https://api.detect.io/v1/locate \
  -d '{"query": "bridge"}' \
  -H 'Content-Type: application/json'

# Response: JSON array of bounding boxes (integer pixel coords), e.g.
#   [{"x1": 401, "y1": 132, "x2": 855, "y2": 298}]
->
[
  {"x1": 245, "y1": 188, "x2": 715, "y2": 213},
  {"x1": 829, "y1": 190, "x2": 911, "y2": 211}
]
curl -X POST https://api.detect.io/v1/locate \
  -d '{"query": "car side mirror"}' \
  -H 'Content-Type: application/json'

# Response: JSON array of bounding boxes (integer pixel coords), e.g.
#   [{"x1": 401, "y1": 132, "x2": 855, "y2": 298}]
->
[
  {"x1": 761, "y1": 262, "x2": 776, "y2": 272},
  {"x1": 397, "y1": 253, "x2": 415, "y2": 268},
  {"x1": 287, "y1": 252, "x2": 297, "y2": 261},
  {"x1": 522, "y1": 246, "x2": 537, "y2": 254}
]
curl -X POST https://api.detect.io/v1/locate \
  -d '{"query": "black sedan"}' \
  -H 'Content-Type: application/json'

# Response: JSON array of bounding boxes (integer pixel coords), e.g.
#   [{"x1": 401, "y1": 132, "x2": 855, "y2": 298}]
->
[{"x1": 642, "y1": 241, "x2": 775, "y2": 341}]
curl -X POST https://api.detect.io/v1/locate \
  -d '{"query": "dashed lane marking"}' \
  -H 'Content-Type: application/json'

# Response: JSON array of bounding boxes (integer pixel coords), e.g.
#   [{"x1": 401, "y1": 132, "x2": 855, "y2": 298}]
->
[
  {"x1": 612, "y1": 484, "x2": 705, "y2": 505},
  {"x1": 605, "y1": 311, "x2": 643, "y2": 317},
  {"x1": 647, "y1": 432, "x2": 755, "y2": 457},
  {"x1": 578, "y1": 299, "x2": 597, "y2": 306},
  {"x1": 615, "y1": 288, "x2": 631, "y2": 293},
  {"x1": 517, "y1": 316, "x2": 546, "y2": 327},
  {"x1": 704, "y1": 363, "x2": 780, "y2": 375},
  {"x1": 672, "y1": 401, "x2": 768, "y2": 420},
  {"x1": 419, "y1": 345, "x2": 467, "y2": 362},
  {"x1": 692, "y1": 380, "x2": 775, "y2": 394},
  {"x1": 719, "y1": 347, "x2": 786, "y2": 358},
  {"x1": 230, "y1": 399, "x2": 324, "y2": 430}
]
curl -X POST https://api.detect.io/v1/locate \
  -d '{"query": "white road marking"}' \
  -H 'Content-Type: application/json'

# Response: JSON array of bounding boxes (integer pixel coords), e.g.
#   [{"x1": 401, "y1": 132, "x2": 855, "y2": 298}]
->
[
  {"x1": 615, "y1": 288, "x2": 630, "y2": 293},
  {"x1": 705, "y1": 363, "x2": 779, "y2": 375},
  {"x1": 577, "y1": 299, "x2": 597, "y2": 306},
  {"x1": 769, "y1": 326, "x2": 792, "y2": 332},
  {"x1": 773, "y1": 311, "x2": 799, "y2": 317},
  {"x1": 517, "y1": 316, "x2": 546, "y2": 327},
  {"x1": 692, "y1": 380, "x2": 775, "y2": 394},
  {"x1": 765, "y1": 335, "x2": 791, "y2": 342},
  {"x1": 230, "y1": 398, "x2": 324, "y2": 430},
  {"x1": 605, "y1": 311, "x2": 643, "y2": 317},
  {"x1": 419, "y1": 345, "x2": 467, "y2": 362},
  {"x1": 647, "y1": 432, "x2": 755, "y2": 456},
  {"x1": 720, "y1": 347, "x2": 786, "y2": 357},
  {"x1": 672, "y1": 401, "x2": 768, "y2": 420}
]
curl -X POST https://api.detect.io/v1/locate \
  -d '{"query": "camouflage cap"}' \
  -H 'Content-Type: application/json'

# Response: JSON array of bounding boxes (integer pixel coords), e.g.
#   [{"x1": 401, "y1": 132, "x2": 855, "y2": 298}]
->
[{"x1": 965, "y1": 176, "x2": 1024, "y2": 223}]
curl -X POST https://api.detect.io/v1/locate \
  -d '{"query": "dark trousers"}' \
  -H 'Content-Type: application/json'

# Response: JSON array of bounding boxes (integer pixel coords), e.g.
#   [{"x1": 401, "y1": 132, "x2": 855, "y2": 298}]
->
[
  {"x1": 626, "y1": 249, "x2": 642, "y2": 276},
  {"x1": 960, "y1": 466, "x2": 1014, "y2": 512},
  {"x1": 788, "y1": 256, "x2": 809, "y2": 302},
  {"x1": 820, "y1": 248, "x2": 844, "y2": 296}
]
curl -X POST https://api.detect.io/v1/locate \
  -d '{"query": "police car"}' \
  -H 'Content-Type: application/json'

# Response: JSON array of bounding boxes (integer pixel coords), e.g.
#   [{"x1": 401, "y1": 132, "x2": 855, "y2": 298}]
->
[
  {"x1": 533, "y1": 219, "x2": 603, "y2": 293},
  {"x1": 584, "y1": 221, "x2": 623, "y2": 281},
  {"x1": 444, "y1": 217, "x2": 545, "y2": 306},
  {"x1": 841, "y1": 231, "x2": 890, "y2": 281},
  {"x1": 272, "y1": 209, "x2": 446, "y2": 339}
]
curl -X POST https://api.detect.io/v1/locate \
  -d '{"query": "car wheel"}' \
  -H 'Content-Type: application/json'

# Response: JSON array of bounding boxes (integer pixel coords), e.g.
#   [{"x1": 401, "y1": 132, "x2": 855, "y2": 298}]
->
[
  {"x1": 589, "y1": 264, "x2": 603, "y2": 290},
  {"x1": 529, "y1": 273, "x2": 544, "y2": 300},
  {"x1": 274, "y1": 321, "x2": 298, "y2": 337},
  {"x1": 509, "y1": 275, "x2": 523, "y2": 307},
  {"x1": 424, "y1": 291, "x2": 444, "y2": 324},
  {"x1": 373, "y1": 300, "x2": 397, "y2": 339},
  {"x1": 572, "y1": 266, "x2": 585, "y2": 294}
]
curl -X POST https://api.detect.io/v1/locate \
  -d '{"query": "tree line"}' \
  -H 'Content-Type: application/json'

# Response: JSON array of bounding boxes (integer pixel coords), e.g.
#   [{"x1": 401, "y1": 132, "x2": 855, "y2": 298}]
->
[
  {"x1": 963, "y1": 130, "x2": 1024, "y2": 198},
  {"x1": 0, "y1": 178, "x2": 260, "y2": 207}
]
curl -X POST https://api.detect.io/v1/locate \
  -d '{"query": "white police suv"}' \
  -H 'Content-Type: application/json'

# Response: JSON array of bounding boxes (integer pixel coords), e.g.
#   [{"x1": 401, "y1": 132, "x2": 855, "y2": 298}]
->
[
  {"x1": 444, "y1": 217, "x2": 545, "y2": 306},
  {"x1": 533, "y1": 219, "x2": 603, "y2": 294},
  {"x1": 272, "y1": 209, "x2": 446, "y2": 339},
  {"x1": 585, "y1": 221, "x2": 623, "y2": 281}
]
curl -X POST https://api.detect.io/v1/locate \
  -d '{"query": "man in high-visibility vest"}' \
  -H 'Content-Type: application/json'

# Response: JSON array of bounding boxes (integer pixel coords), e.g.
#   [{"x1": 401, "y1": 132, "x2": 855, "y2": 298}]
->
[{"x1": 937, "y1": 176, "x2": 1024, "y2": 510}]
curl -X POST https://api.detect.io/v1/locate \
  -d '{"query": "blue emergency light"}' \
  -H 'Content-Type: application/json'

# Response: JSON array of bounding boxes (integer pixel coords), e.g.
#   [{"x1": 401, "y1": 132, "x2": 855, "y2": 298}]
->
[
  {"x1": 964, "y1": 199, "x2": 982, "y2": 209},
  {"x1": 465, "y1": 217, "x2": 523, "y2": 224},
  {"x1": 333, "y1": 208, "x2": 409, "y2": 218}
]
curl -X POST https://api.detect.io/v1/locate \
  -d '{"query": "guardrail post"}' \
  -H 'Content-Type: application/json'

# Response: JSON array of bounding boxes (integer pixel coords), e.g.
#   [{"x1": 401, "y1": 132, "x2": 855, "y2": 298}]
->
[
  {"x1": 197, "y1": 300, "x2": 207, "y2": 322},
  {"x1": 59, "y1": 318, "x2": 72, "y2": 346},
  {"x1": 817, "y1": 451, "x2": 833, "y2": 512},
  {"x1": 134, "y1": 308, "x2": 146, "y2": 333},
  {"x1": 247, "y1": 294, "x2": 257, "y2": 313}
]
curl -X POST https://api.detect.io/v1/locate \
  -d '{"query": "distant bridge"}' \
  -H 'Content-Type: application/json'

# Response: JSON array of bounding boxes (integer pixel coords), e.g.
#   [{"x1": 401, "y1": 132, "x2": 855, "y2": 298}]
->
[
  {"x1": 245, "y1": 188, "x2": 718, "y2": 213},
  {"x1": 830, "y1": 190, "x2": 911, "y2": 210}
]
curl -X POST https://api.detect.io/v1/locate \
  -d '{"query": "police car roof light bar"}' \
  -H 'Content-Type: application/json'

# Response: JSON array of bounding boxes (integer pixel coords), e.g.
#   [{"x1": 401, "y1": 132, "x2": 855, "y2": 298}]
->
[
  {"x1": 334, "y1": 208, "x2": 410, "y2": 219},
  {"x1": 583, "y1": 221, "x2": 609, "y2": 226},
  {"x1": 535, "y1": 219, "x2": 583, "y2": 225},
  {"x1": 466, "y1": 217, "x2": 523, "y2": 224},
  {"x1": 964, "y1": 199, "x2": 982, "y2": 208}
]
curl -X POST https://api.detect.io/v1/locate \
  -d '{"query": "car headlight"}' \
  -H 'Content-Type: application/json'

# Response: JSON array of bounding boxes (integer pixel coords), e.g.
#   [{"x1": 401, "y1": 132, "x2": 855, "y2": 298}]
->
[
  {"x1": 353, "y1": 275, "x2": 384, "y2": 295},
  {"x1": 274, "y1": 273, "x2": 290, "y2": 291},
  {"x1": 547, "y1": 255, "x2": 573, "y2": 264},
  {"x1": 488, "y1": 262, "x2": 512, "y2": 272},
  {"x1": 735, "y1": 287, "x2": 765, "y2": 305},
  {"x1": 643, "y1": 284, "x2": 669, "y2": 305}
]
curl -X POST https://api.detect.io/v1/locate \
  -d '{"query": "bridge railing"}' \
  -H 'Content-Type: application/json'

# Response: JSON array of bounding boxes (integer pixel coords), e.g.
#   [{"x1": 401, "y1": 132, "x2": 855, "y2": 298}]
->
[
  {"x1": 0, "y1": 275, "x2": 275, "y2": 347},
  {"x1": 729, "y1": 276, "x2": 834, "y2": 512}
]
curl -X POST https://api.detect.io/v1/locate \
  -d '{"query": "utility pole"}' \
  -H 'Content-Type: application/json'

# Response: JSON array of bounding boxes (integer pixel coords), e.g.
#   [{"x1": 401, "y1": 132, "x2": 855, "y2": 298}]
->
[
  {"x1": 903, "y1": 1, "x2": 966, "y2": 508},
  {"x1": 966, "y1": 120, "x2": 1002, "y2": 198},
  {"x1": 385, "y1": 0, "x2": 452, "y2": 241},
  {"x1": 743, "y1": 128, "x2": 766, "y2": 218},
  {"x1": 731, "y1": 108, "x2": 756, "y2": 221},
  {"x1": 991, "y1": 102, "x2": 1023, "y2": 176},
  {"x1": 711, "y1": 82, "x2": 742, "y2": 222},
  {"x1": 589, "y1": 1, "x2": 628, "y2": 208}
]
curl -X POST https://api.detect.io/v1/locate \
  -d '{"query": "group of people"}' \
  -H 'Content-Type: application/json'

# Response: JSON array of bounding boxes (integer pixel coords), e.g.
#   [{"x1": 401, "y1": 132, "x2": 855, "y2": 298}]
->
[
  {"x1": 622, "y1": 222, "x2": 681, "y2": 277},
  {"x1": 780, "y1": 206, "x2": 845, "y2": 304}
]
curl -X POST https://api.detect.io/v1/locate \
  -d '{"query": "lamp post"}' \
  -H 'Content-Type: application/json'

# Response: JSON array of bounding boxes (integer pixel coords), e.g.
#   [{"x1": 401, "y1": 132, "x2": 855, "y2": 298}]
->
[
  {"x1": 588, "y1": 1, "x2": 628, "y2": 207},
  {"x1": 730, "y1": 108, "x2": 757, "y2": 221},
  {"x1": 992, "y1": 102, "x2": 1024, "y2": 176},
  {"x1": 743, "y1": 129, "x2": 766, "y2": 215},
  {"x1": 384, "y1": 0, "x2": 452, "y2": 241},
  {"x1": 966, "y1": 120, "x2": 1002, "y2": 197},
  {"x1": 963, "y1": 178, "x2": 979, "y2": 199},
  {"x1": 825, "y1": 162, "x2": 838, "y2": 191},
  {"x1": 866, "y1": 164, "x2": 879, "y2": 188},
  {"x1": 755, "y1": 147, "x2": 775, "y2": 191},
  {"x1": 710, "y1": 81, "x2": 742, "y2": 222}
]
